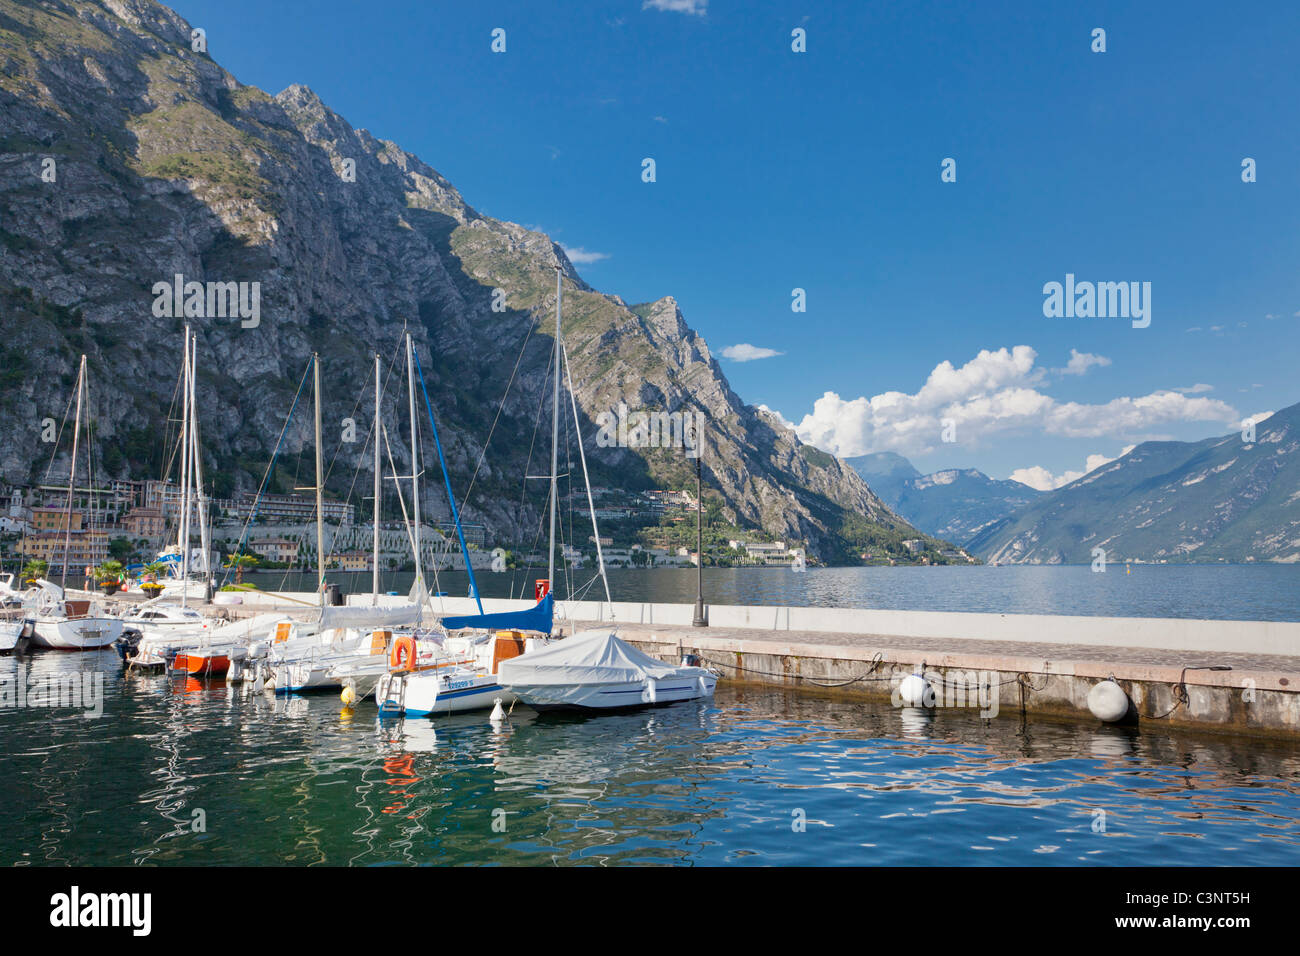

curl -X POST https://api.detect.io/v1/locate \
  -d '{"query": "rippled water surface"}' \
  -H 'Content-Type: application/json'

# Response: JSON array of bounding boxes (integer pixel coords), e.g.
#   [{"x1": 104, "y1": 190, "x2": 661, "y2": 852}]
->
[
  {"x1": 259, "y1": 564, "x2": 1300, "y2": 621},
  {"x1": 3, "y1": 651, "x2": 1299, "y2": 866}
]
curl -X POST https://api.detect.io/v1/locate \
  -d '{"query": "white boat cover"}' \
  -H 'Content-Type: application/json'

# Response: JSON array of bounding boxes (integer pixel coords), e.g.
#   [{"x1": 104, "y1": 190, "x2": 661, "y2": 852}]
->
[
  {"x1": 209, "y1": 613, "x2": 295, "y2": 641},
  {"x1": 498, "y1": 629, "x2": 679, "y2": 686},
  {"x1": 317, "y1": 602, "x2": 422, "y2": 630}
]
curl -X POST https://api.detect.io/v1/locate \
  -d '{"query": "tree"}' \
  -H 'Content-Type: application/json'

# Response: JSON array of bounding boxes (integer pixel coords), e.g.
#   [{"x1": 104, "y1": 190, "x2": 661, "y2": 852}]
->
[
  {"x1": 109, "y1": 536, "x2": 135, "y2": 563},
  {"x1": 21, "y1": 559, "x2": 48, "y2": 582},
  {"x1": 95, "y1": 559, "x2": 124, "y2": 582},
  {"x1": 224, "y1": 553, "x2": 260, "y2": 585}
]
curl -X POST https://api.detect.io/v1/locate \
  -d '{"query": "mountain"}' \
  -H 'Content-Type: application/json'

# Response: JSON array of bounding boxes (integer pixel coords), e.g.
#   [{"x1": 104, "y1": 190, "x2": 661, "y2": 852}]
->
[
  {"x1": 843, "y1": 452, "x2": 920, "y2": 503},
  {"x1": 0, "y1": 0, "x2": 948, "y2": 564},
  {"x1": 847, "y1": 453, "x2": 1042, "y2": 546},
  {"x1": 968, "y1": 403, "x2": 1300, "y2": 564}
]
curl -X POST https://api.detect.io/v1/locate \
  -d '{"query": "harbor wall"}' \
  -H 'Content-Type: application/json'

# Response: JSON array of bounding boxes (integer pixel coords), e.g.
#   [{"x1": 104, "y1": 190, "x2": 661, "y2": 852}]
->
[
  {"x1": 612, "y1": 628, "x2": 1300, "y2": 740},
  {"x1": 310, "y1": 594, "x2": 1300, "y2": 657}
]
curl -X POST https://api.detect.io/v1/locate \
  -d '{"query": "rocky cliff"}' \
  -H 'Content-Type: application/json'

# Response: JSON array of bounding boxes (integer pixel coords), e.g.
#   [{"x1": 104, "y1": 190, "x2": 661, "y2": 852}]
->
[{"x1": 0, "y1": 0, "x2": 941, "y2": 562}]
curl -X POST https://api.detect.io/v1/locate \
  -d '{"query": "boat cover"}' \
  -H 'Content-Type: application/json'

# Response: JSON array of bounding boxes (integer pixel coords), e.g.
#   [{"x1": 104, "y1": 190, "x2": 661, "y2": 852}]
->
[
  {"x1": 498, "y1": 628, "x2": 678, "y2": 686},
  {"x1": 317, "y1": 602, "x2": 422, "y2": 630},
  {"x1": 441, "y1": 593, "x2": 553, "y2": 635}
]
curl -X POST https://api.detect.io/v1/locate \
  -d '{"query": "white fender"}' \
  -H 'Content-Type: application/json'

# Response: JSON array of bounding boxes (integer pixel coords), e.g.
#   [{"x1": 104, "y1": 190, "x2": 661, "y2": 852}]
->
[{"x1": 1087, "y1": 680, "x2": 1130, "y2": 723}]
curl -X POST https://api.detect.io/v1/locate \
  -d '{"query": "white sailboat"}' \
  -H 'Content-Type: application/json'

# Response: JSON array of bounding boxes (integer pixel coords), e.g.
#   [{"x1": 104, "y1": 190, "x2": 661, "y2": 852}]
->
[
  {"x1": 374, "y1": 327, "x2": 554, "y2": 717},
  {"x1": 26, "y1": 355, "x2": 123, "y2": 650},
  {"x1": 116, "y1": 328, "x2": 216, "y2": 667},
  {"x1": 255, "y1": 352, "x2": 420, "y2": 693},
  {"x1": 496, "y1": 271, "x2": 717, "y2": 712}
]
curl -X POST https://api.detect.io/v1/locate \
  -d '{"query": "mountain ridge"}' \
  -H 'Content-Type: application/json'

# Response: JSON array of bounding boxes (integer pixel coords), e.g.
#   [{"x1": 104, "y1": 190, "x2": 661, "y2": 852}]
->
[
  {"x1": 846, "y1": 453, "x2": 1042, "y2": 546},
  {"x1": 0, "y1": 0, "x2": 951, "y2": 564},
  {"x1": 967, "y1": 404, "x2": 1300, "y2": 564}
]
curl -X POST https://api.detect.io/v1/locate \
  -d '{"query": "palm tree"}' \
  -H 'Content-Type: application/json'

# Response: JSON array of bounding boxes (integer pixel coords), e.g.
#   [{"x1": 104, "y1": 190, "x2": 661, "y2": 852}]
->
[
  {"x1": 21, "y1": 559, "x2": 48, "y2": 584},
  {"x1": 224, "y1": 553, "x2": 259, "y2": 585},
  {"x1": 95, "y1": 559, "x2": 125, "y2": 594},
  {"x1": 95, "y1": 559, "x2": 124, "y2": 581}
]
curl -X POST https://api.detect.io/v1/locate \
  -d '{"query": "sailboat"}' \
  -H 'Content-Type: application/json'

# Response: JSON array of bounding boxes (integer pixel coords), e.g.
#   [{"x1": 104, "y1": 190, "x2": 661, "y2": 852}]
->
[
  {"x1": 117, "y1": 328, "x2": 219, "y2": 667},
  {"x1": 247, "y1": 350, "x2": 421, "y2": 693},
  {"x1": 143, "y1": 324, "x2": 214, "y2": 602},
  {"x1": 496, "y1": 270, "x2": 717, "y2": 712},
  {"x1": 375, "y1": 328, "x2": 556, "y2": 716},
  {"x1": 26, "y1": 354, "x2": 124, "y2": 650}
]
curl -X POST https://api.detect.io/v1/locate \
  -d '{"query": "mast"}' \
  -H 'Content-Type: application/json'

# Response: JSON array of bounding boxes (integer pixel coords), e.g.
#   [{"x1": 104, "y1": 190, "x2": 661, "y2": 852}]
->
[
  {"x1": 562, "y1": 341, "x2": 611, "y2": 604},
  {"x1": 178, "y1": 327, "x2": 192, "y2": 606},
  {"x1": 189, "y1": 333, "x2": 212, "y2": 600},
  {"x1": 314, "y1": 353, "x2": 326, "y2": 604},
  {"x1": 372, "y1": 351, "x2": 381, "y2": 603},
  {"x1": 60, "y1": 354, "x2": 86, "y2": 591},
  {"x1": 548, "y1": 268, "x2": 561, "y2": 590},
  {"x1": 406, "y1": 333, "x2": 422, "y2": 598}
]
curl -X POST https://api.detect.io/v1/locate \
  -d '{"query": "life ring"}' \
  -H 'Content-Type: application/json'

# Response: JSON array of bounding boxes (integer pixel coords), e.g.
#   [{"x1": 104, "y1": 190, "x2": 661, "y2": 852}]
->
[{"x1": 389, "y1": 635, "x2": 416, "y2": 671}]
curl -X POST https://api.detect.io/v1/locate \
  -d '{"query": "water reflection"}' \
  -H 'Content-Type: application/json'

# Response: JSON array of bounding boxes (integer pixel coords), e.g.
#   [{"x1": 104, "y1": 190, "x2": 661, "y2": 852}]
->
[{"x1": 1, "y1": 653, "x2": 1298, "y2": 866}]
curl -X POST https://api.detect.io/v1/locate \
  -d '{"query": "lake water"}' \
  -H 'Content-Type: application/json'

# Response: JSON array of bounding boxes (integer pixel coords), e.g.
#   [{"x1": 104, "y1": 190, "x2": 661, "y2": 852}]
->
[
  {"x1": 2, "y1": 650, "x2": 1298, "y2": 866},
  {"x1": 246, "y1": 564, "x2": 1300, "y2": 621}
]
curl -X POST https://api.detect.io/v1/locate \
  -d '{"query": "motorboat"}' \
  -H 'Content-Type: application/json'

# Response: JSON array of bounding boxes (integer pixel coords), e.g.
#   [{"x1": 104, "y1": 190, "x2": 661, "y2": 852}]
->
[
  {"x1": 116, "y1": 604, "x2": 239, "y2": 670},
  {"x1": 123, "y1": 601, "x2": 210, "y2": 641},
  {"x1": 498, "y1": 629, "x2": 717, "y2": 711}
]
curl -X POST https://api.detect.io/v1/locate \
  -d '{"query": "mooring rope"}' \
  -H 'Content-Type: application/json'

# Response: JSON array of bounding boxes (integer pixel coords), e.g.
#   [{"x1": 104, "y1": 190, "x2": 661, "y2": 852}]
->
[{"x1": 692, "y1": 650, "x2": 891, "y2": 688}]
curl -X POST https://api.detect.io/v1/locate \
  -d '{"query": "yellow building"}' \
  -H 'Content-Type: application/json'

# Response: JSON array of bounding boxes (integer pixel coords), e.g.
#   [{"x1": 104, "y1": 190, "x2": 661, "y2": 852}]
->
[
  {"x1": 336, "y1": 551, "x2": 370, "y2": 571},
  {"x1": 23, "y1": 530, "x2": 109, "y2": 572},
  {"x1": 30, "y1": 507, "x2": 84, "y2": 532}
]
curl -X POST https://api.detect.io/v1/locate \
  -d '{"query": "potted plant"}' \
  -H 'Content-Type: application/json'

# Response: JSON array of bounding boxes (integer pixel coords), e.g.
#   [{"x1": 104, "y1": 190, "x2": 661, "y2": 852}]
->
[
  {"x1": 21, "y1": 559, "x2": 48, "y2": 586},
  {"x1": 95, "y1": 559, "x2": 125, "y2": 595},
  {"x1": 140, "y1": 560, "x2": 167, "y2": 598}
]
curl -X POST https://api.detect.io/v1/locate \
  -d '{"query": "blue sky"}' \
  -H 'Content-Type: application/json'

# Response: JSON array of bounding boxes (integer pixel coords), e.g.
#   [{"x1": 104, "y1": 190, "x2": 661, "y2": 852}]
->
[{"x1": 169, "y1": 0, "x2": 1300, "y2": 488}]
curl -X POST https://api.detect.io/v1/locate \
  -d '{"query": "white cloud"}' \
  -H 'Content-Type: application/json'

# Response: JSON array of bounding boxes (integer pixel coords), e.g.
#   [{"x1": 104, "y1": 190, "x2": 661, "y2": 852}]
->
[
  {"x1": 721, "y1": 343, "x2": 783, "y2": 362},
  {"x1": 1008, "y1": 466, "x2": 1066, "y2": 492},
  {"x1": 560, "y1": 245, "x2": 609, "y2": 265},
  {"x1": 791, "y1": 345, "x2": 1239, "y2": 458},
  {"x1": 653, "y1": 115, "x2": 668, "y2": 124},
  {"x1": 1056, "y1": 348, "x2": 1111, "y2": 376},
  {"x1": 643, "y1": 0, "x2": 707, "y2": 14},
  {"x1": 1009, "y1": 446, "x2": 1136, "y2": 491},
  {"x1": 1173, "y1": 383, "x2": 1213, "y2": 394}
]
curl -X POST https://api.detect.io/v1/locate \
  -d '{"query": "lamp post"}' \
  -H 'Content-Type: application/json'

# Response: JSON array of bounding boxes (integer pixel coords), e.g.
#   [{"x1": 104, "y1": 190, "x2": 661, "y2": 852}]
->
[{"x1": 692, "y1": 428, "x2": 708, "y2": 627}]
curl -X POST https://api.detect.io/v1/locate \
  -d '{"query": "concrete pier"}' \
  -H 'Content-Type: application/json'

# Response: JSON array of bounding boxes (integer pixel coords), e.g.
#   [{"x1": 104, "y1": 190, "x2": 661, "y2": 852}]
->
[{"x1": 193, "y1": 591, "x2": 1300, "y2": 738}]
